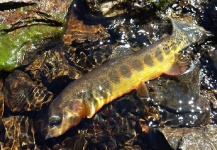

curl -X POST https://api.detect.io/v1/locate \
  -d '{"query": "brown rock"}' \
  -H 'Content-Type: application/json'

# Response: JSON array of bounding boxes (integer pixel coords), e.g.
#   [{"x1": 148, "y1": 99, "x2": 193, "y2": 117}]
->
[
  {"x1": 159, "y1": 125, "x2": 217, "y2": 150},
  {"x1": 2, "y1": 116, "x2": 38, "y2": 149},
  {"x1": 0, "y1": 0, "x2": 34, "y2": 3},
  {"x1": 63, "y1": 14, "x2": 110, "y2": 45},
  {"x1": 3, "y1": 70, "x2": 53, "y2": 112},
  {"x1": 26, "y1": 48, "x2": 83, "y2": 84}
]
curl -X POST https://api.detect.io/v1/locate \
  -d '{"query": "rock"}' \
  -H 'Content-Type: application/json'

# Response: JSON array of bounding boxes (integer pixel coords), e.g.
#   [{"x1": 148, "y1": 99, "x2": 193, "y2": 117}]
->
[
  {"x1": 85, "y1": 0, "x2": 177, "y2": 18},
  {"x1": 62, "y1": 12, "x2": 110, "y2": 45},
  {"x1": 62, "y1": 10, "x2": 112, "y2": 71},
  {"x1": 146, "y1": 66, "x2": 210, "y2": 127},
  {"x1": 159, "y1": 125, "x2": 217, "y2": 150},
  {"x1": 0, "y1": 0, "x2": 34, "y2": 3},
  {"x1": 0, "y1": 0, "x2": 74, "y2": 71},
  {"x1": 201, "y1": 0, "x2": 217, "y2": 37},
  {"x1": 209, "y1": 48, "x2": 217, "y2": 70},
  {"x1": 26, "y1": 48, "x2": 82, "y2": 84},
  {"x1": 2, "y1": 116, "x2": 38, "y2": 149},
  {"x1": 0, "y1": 76, "x2": 5, "y2": 140},
  {"x1": 3, "y1": 70, "x2": 53, "y2": 112}
]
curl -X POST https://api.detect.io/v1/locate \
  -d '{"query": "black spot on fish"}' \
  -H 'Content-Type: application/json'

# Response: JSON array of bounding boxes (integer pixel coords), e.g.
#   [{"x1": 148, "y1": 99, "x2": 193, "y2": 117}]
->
[
  {"x1": 163, "y1": 44, "x2": 170, "y2": 55},
  {"x1": 108, "y1": 70, "x2": 120, "y2": 84},
  {"x1": 120, "y1": 65, "x2": 132, "y2": 78},
  {"x1": 155, "y1": 48, "x2": 164, "y2": 62},
  {"x1": 131, "y1": 59, "x2": 143, "y2": 71},
  {"x1": 172, "y1": 44, "x2": 177, "y2": 50},
  {"x1": 144, "y1": 54, "x2": 154, "y2": 66},
  {"x1": 100, "y1": 78, "x2": 111, "y2": 89},
  {"x1": 176, "y1": 37, "x2": 181, "y2": 45}
]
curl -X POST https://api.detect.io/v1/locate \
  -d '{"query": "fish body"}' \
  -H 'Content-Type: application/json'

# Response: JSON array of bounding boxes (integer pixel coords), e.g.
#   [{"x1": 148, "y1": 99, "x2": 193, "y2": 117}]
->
[{"x1": 42, "y1": 17, "x2": 208, "y2": 139}]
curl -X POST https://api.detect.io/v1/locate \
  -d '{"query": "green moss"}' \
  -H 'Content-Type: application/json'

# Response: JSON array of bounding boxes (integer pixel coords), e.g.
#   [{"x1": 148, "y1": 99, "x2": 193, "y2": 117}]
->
[
  {"x1": 0, "y1": 25, "x2": 64, "y2": 71},
  {"x1": 150, "y1": 0, "x2": 176, "y2": 9},
  {"x1": 0, "y1": 23, "x2": 11, "y2": 32},
  {"x1": 0, "y1": 0, "x2": 74, "y2": 71}
]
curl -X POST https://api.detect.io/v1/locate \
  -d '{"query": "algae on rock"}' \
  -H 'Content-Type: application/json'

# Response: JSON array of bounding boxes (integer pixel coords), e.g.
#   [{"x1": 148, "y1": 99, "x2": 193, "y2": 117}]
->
[{"x1": 0, "y1": 0, "x2": 74, "y2": 71}]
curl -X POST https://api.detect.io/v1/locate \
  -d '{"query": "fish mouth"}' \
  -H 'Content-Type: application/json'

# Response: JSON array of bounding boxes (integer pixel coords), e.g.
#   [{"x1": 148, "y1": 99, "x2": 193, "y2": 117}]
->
[
  {"x1": 44, "y1": 132, "x2": 53, "y2": 140},
  {"x1": 41, "y1": 113, "x2": 50, "y2": 139},
  {"x1": 41, "y1": 115, "x2": 48, "y2": 138}
]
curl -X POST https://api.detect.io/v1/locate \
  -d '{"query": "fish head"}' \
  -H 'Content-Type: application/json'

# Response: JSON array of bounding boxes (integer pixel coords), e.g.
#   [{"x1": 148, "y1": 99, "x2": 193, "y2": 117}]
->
[{"x1": 41, "y1": 95, "x2": 86, "y2": 139}]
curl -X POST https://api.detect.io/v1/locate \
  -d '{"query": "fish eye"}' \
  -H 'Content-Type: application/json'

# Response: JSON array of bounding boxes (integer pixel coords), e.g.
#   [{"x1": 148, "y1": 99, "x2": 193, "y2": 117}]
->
[{"x1": 49, "y1": 116, "x2": 61, "y2": 127}]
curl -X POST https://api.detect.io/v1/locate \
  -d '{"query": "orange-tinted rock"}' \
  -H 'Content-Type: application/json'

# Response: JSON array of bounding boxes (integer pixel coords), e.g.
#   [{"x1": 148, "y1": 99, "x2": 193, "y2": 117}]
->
[
  {"x1": 3, "y1": 70, "x2": 53, "y2": 112},
  {"x1": 2, "y1": 116, "x2": 38, "y2": 149},
  {"x1": 26, "y1": 49, "x2": 82, "y2": 83},
  {"x1": 139, "y1": 119, "x2": 150, "y2": 133},
  {"x1": 62, "y1": 14, "x2": 110, "y2": 45}
]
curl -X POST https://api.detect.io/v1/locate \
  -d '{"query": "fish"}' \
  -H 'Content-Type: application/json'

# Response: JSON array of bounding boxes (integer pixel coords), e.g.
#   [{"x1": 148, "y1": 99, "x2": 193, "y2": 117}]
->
[{"x1": 42, "y1": 17, "x2": 208, "y2": 139}]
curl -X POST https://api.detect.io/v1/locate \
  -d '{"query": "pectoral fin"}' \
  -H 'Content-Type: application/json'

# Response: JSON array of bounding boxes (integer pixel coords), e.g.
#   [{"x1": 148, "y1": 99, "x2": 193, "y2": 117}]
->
[{"x1": 165, "y1": 53, "x2": 191, "y2": 76}]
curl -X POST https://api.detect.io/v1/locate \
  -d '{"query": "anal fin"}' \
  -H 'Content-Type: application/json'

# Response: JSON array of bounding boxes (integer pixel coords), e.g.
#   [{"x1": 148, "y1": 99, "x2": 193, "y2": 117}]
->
[{"x1": 136, "y1": 82, "x2": 149, "y2": 97}]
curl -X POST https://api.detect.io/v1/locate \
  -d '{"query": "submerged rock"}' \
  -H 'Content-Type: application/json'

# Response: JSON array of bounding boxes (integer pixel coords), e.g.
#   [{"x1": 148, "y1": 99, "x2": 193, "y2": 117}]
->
[
  {"x1": 3, "y1": 70, "x2": 53, "y2": 112},
  {"x1": 145, "y1": 65, "x2": 210, "y2": 127},
  {"x1": 62, "y1": 10, "x2": 112, "y2": 71},
  {"x1": 26, "y1": 48, "x2": 82, "y2": 84},
  {"x1": 201, "y1": 0, "x2": 217, "y2": 37},
  {"x1": 2, "y1": 116, "x2": 37, "y2": 149},
  {"x1": 209, "y1": 48, "x2": 217, "y2": 70}
]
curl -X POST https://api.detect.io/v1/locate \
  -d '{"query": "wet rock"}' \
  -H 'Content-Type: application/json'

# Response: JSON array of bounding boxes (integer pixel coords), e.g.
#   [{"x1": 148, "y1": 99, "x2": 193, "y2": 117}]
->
[
  {"x1": 62, "y1": 133, "x2": 88, "y2": 150},
  {"x1": 199, "y1": 44, "x2": 217, "y2": 123},
  {"x1": 0, "y1": 96, "x2": 3, "y2": 123},
  {"x1": 159, "y1": 125, "x2": 217, "y2": 150},
  {"x1": 3, "y1": 70, "x2": 53, "y2": 112},
  {"x1": 0, "y1": 0, "x2": 74, "y2": 71},
  {"x1": 0, "y1": 77, "x2": 4, "y2": 126},
  {"x1": 62, "y1": 11, "x2": 112, "y2": 71},
  {"x1": 201, "y1": 0, "x2": 217, "y2": 37},
  {"x1": 119, "y1": 145, "x2": 142, "y2": 150},
  {"x1": 26, "y1": 48, "x2": 82, "y2": 84},
  {"x1": 0, "y1": 76, "x2": 4, "y2": 137},
  {"x1": 71, "y1": 45, "x2": 113, "y2": 71},
  {"x1": 46, "y1": 132, "x2": 88, "y2": 150},
  {"x1": 209, "y1": 47, "x2": 217, "y2": 70},
  {"x1": 63, "y1": 12, "x2": 110, "y2": 45},
  {"x1": 85, "y1": 0, "x2": 176, "y2": 18},
  {"x1": 146, "y1": 66, "x2": 210, "y2": 126},
  {"x1": 0, "y1": 0, "x2": 34, "y2": 3},
  {"x1": 86, "y1": 131, "x2": 117, "y2": 149},
  {"x1": 2, "y1": 116, "x2": 37, "y2": 149}
]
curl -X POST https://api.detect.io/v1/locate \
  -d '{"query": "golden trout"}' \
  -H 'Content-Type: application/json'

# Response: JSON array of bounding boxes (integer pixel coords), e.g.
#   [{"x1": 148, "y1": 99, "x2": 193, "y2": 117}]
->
[{"x1": 42, "y1": 17, "x2": 208, "y2": 139}]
